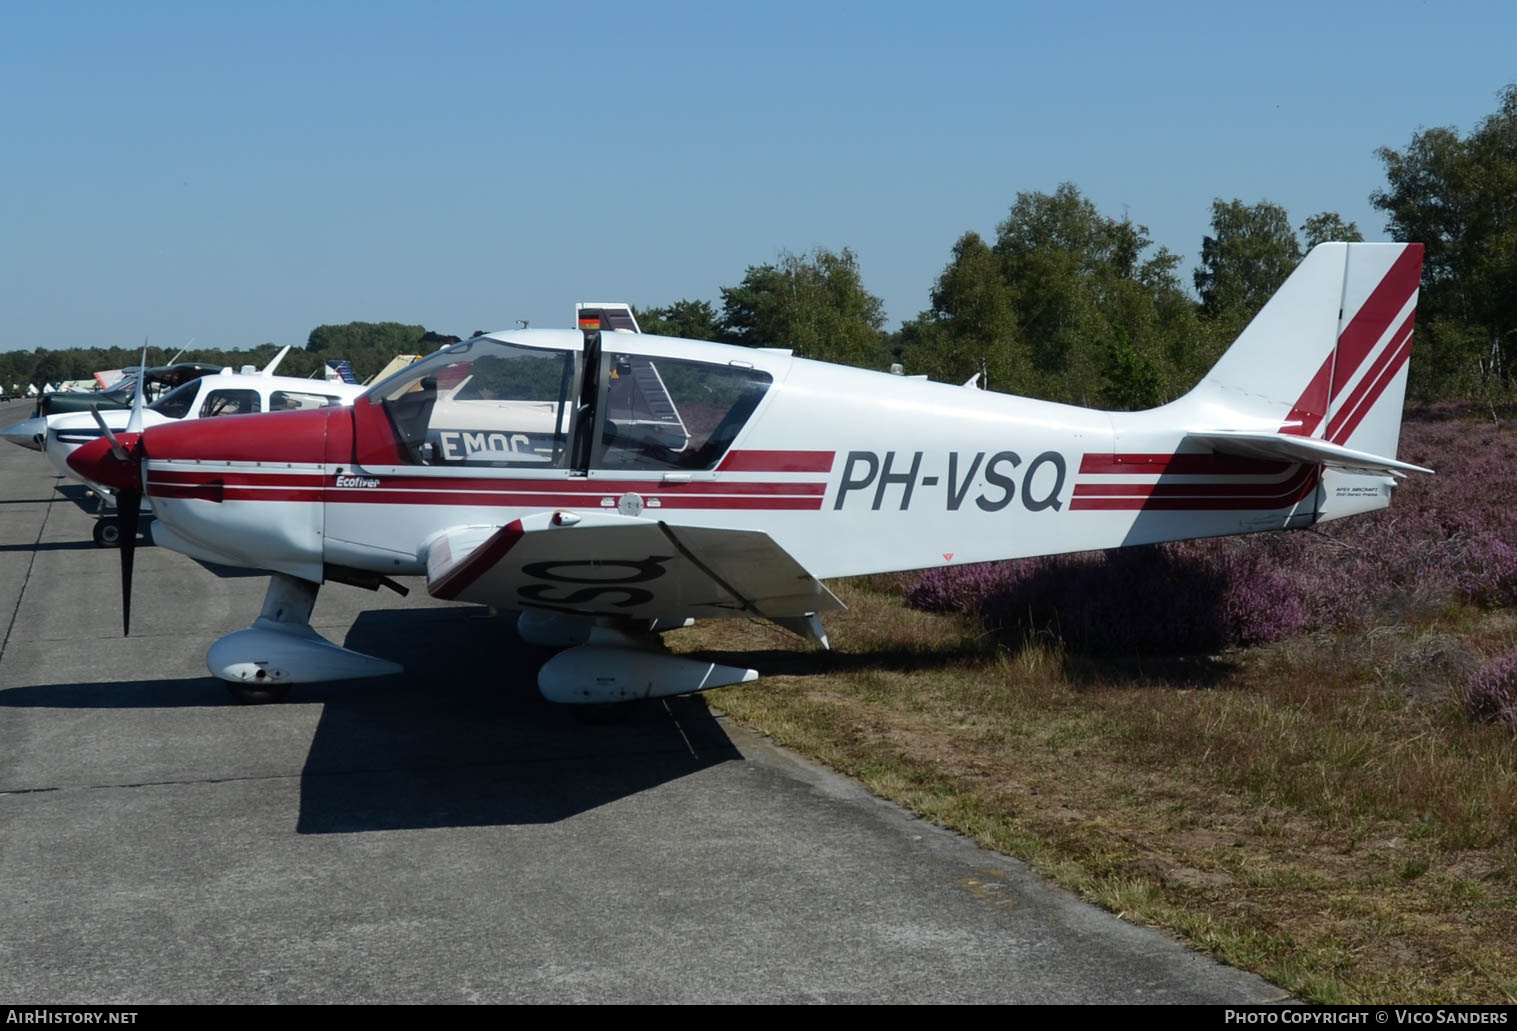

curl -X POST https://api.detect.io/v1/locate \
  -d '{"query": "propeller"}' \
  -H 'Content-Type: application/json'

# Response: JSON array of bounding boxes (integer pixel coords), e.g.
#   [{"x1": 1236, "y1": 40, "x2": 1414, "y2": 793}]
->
[
  {"x1": 114, "y1": 341, "x2": 150, "y2": 634},
  {"x1": 79, "y1": 342, "x2": 150, "y2": 635},
  {"x1": 115, "y1": 489, "x2": 142, "y2": 636},
  {"x1": 88, "y1": 403, "x2": 130, "y2": 462}
]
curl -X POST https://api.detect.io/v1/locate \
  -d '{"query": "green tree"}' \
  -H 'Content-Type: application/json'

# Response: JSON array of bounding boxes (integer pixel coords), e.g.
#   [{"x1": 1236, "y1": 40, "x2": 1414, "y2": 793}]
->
[
  {"x1": 636, "y1": 299, "x2": 721, "y2": 340},
  {"x1": 304, "y1": 321, "x2": 445, "y2": 381},
  {"x1": 992, "y1": 185, "x2": 1176, "y2": 403},
  {"x1": 30, "y1": 350, "x2": 64, "y2": 391},
  {"x1": 1193, "y1": 199, "x2": 1303, "y2": 319},
  {"x1": 1102, "y1": 330, "x2": 1165, "y2": 410},
  {"x1": 1373, "y1": 83, "x2": 1517, "y2": 389},
  {"x1": 717, "y1": 247, "x2": 886, "y2": 366},
  {"x1": 1299, "y1": 211, "x2": 1363, "y2": 248},
  {"x1": 902, "y1": 184, "x2": 1203, "y2": 408},
  {"x1": 899, "y1": 231, "x2": 1022, "y2": 390},
  {"x1": 306, "y1": 321, "x2": 427, "y2": 355}
]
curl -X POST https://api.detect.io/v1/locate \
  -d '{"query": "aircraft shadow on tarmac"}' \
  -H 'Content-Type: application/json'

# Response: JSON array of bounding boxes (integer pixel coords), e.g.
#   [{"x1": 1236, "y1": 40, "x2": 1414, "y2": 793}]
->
[
  {"x1": 0, "y1": 540, "x2": 102, "y2": 552},
  {"x1": 52, "y1": 482, "x2": 100, "y2": 515},
  {"x1": 0, "y1": 606, "x2": 743, "y2": 832},
  {"x1": 291, "y1": 606, "x2": 743, "y2": 833},
  {"x1": 0, "y1": 677, "x2": 231, "y2": 709}
]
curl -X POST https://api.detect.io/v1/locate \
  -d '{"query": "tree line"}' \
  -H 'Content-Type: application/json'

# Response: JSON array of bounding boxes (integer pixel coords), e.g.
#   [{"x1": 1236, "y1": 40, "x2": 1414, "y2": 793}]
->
[
  {"x1": 639, "y1": 86, "x2": 1517, "y2": 409},
  {"x1": 5, "y1": 85, "x2": 1513, "y2": 409},
  {"x1": 0, "y1": 325, "x2": 461, "y2": 398}
]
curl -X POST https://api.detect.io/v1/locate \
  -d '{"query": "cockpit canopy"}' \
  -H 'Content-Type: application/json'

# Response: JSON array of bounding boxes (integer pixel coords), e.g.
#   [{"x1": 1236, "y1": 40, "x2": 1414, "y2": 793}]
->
[{"x1": 369, "y1": 334, "x2": 773, "y2": 471}]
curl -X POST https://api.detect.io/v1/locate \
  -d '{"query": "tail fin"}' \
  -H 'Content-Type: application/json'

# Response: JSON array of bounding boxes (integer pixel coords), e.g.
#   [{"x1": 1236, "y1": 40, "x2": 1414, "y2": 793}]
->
[
  {"x1": 261, "y1": 345, "x2": 292, "y2": 376},
  {"x1": 1184, "y1": 242, "x2": 1424, "y2": 462}
]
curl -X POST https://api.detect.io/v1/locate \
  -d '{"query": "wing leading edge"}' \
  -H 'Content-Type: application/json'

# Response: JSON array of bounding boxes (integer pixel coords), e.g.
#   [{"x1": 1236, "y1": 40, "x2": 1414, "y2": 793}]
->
[{"x1": 426, "y1": 511, "x2": 845, "y2": 626}]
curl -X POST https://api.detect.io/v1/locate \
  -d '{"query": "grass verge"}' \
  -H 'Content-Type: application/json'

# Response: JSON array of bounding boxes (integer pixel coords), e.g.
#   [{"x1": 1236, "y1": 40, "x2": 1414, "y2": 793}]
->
[{"x1": 669, "y1": 577, "x2": 1517, "y2": 1004}]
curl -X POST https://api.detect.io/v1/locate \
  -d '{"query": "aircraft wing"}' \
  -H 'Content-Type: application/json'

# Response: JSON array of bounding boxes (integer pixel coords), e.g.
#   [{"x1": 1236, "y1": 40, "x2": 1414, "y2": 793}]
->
[
  {"x1": 1184, "y1": 431, "x2": 1433, "y2": 478},
  {"x1": 425, "y1": 511, "x2": 845, "y2": 623}
]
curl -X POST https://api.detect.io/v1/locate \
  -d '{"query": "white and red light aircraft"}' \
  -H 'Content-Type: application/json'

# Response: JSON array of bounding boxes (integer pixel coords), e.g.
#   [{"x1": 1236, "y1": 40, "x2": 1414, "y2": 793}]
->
[{"x1": 70, "y1": 243, "x2": 1430, "y2": 705}]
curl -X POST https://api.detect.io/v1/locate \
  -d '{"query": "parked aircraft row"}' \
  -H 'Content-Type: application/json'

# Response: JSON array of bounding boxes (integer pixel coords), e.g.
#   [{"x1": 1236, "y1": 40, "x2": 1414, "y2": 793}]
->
[{"x1": 2, "y1": 349, "x2": 367, "y2": 545}]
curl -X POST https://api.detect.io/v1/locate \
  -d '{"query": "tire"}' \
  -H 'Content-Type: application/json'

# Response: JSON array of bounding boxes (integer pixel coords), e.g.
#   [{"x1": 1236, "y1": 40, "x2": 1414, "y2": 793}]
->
[{"x1": 92, "y1": 519, "x2": 121, "y2": 548}]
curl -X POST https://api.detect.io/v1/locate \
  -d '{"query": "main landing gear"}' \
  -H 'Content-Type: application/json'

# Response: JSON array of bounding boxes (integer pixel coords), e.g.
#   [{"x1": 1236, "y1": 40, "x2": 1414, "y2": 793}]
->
[
  {"x1": 208, "y1": 574, "x2": 402, "y2": 704},
  {"x1": 205, "y1": 581, "x2": 771, "y2": 710}
]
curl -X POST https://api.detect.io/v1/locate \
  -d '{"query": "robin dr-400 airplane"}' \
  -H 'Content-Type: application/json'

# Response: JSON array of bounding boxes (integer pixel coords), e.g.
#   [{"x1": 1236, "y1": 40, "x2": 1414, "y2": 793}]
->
[{"x1": 70, "y1": 243, "x2": 1430, "y2": 705}]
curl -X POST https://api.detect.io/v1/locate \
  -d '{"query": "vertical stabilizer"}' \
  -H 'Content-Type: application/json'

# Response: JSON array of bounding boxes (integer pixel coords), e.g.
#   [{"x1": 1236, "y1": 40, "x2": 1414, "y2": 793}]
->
[{"x1": 1181, "y1": 242, "x2": 1423, "y2": 462}]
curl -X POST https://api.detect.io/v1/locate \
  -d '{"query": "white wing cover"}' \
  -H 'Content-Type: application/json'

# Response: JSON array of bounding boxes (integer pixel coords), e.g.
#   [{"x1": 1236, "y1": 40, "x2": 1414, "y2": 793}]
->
[{"x1": 426, "y1": 511, "x2": 844, "y2": 623}]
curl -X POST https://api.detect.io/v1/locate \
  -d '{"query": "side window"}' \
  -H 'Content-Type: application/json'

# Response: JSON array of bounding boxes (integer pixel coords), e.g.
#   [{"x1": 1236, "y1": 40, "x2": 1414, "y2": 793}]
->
[
  {"x1": 199, "y1": 389, "x2": 261, "y2": 418},
  {"x1": 271, "y1": 390, "x2": 341, "y2": 411},
  {"x1": 594, "y1": 354, "x2": 771, "y2": 471}
]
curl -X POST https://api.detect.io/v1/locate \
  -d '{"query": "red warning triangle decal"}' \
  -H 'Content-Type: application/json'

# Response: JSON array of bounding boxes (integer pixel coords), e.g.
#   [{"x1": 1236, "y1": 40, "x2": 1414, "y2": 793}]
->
[{"x1": 942, "y1": 553, "x2": 954, "y2": 561}]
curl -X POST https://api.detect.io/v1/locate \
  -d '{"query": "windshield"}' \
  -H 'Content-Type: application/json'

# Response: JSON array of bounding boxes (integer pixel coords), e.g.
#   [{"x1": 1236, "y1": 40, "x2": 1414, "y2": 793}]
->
[
  {"x1": 150, "y1": 380, "x2": 200, "y2": 419},
  {"x1": 375, "y1": 338, "x2": 581, "y2": 466}
]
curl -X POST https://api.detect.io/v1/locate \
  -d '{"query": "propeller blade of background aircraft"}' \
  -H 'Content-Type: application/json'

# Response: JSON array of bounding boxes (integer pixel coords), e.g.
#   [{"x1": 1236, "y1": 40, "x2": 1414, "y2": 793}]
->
[{"x1": 125, "y1": 339, "x2": 147, "y2": 435}]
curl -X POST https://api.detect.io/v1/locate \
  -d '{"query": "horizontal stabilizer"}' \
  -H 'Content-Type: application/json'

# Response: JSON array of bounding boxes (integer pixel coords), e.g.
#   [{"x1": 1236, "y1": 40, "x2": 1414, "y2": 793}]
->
[
  {"x1": 426, "y1": 511, "x2": 845, "y2": 623},
  {"x1": 1184, "y1": 431, "x2": 1433, "y2": 478}
]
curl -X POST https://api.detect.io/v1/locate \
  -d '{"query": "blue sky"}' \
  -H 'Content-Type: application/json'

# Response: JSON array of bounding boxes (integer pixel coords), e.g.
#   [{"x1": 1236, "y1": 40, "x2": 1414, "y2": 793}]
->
[{"x1": 2, "y1": 1, "x2": 1513, "y2": 353}]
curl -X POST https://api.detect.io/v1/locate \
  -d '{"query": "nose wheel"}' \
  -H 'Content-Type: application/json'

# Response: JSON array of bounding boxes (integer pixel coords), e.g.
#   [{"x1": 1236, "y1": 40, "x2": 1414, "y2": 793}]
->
[{"x1": 91, "y1": 516, "x2": 152, "y2": 549}]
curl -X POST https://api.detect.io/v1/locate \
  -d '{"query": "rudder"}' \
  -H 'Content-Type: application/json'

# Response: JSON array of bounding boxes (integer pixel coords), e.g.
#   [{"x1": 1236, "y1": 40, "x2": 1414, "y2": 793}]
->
[{"x1": 1183, "y1": 242, "x2": 1423, "y2": 463}]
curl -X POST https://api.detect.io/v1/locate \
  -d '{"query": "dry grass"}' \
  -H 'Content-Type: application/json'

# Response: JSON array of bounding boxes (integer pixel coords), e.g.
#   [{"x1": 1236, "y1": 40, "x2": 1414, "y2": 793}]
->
[{"x1": 669, "y1": 578, "x2": 1517, "y2": 1004}]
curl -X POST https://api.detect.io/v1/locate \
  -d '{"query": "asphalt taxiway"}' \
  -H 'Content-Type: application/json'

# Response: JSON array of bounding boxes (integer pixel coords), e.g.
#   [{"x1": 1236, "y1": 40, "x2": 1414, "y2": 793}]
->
[{"x1": 0, "y1": 398, "x2": 1285, "y2": 1003}]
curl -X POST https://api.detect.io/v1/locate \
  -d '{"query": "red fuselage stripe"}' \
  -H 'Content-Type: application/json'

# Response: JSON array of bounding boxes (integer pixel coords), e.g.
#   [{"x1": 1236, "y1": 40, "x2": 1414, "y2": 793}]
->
[
  {"x1": 717, "y1": 450, "x2": 836, "y2": 473},
  {"x1": 1077, "y1": 454, "x2": 1290, "y2": 476},
  {"x1": 148, "y1": 470, "x2": 326, "y2": 487},
  {"x1": 146, "y1": 469, "x2": 826, "y2": 496},
  {"x1": 1072, "y1": 475, "x2": 1312, "y2": 499},
  {"x1": 1070, "y1": 468, "x2": 1318, "y2": 510},
  {"x1": 148, "y1": 484, "x2": 826, "y2": 510}
]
